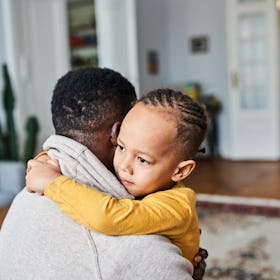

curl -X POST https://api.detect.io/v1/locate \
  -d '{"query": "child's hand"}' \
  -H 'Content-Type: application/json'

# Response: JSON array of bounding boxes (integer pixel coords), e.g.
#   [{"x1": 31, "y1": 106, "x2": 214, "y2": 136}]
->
[{"x1": 26, "y1": 159, "x2": 62, "y2": 194}]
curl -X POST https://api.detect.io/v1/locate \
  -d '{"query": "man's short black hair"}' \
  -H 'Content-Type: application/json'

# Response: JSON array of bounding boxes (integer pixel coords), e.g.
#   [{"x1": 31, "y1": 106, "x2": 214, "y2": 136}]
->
[{"x1": 51, "y1": 67, "x2": 136, "y2": 137}]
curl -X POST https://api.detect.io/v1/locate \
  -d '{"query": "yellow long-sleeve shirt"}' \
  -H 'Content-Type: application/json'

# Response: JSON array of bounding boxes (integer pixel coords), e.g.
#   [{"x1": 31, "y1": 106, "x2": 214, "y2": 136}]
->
[{"x1": 45, "y1": 176, "x2": 200, "y2": 263}]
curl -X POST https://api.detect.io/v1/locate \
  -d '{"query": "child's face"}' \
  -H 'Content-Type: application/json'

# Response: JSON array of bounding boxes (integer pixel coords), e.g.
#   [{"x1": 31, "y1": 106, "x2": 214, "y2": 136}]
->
[{"x1": 113, "y1": 103, "x2": 182, "y2": 197}]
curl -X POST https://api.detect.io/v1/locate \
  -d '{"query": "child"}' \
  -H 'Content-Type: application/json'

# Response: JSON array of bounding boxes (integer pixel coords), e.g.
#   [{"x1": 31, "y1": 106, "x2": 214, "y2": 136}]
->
[{"x1": 26, "y1": 88, "x2": 208, "y2": 266}]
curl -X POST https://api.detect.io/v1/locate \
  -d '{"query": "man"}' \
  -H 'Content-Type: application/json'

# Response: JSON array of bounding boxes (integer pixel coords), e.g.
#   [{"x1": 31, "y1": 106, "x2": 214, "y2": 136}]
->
[{"x1": 0, "y1": 67, "x2": 206, "y2": 279}]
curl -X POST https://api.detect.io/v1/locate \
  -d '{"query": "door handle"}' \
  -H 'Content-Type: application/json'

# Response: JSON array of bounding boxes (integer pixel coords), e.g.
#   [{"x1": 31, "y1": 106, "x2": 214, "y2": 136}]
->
[{"x1": 231, "y1": 71, "x2": 239, "y2": 89}]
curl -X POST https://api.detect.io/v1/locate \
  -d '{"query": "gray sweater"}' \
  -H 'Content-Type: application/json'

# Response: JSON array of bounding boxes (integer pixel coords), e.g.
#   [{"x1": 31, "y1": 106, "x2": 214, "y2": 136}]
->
[{"x1": 0, "y1": 135, "x2": 193, "y2": 280}]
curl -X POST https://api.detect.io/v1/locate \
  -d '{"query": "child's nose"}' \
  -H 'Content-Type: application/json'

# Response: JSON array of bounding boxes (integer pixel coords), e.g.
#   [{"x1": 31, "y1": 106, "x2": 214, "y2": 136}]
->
[{"x1": 119, "y1": 155, "x2": 133, "y2": 175}]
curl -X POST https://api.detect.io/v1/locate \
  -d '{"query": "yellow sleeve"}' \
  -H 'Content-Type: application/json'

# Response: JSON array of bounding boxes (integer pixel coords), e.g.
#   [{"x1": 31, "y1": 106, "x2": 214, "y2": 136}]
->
[
  {"x1": 45, "y1": 177, "x2": 191, "y2": 236},
  {"x1": 45, "y1": 177, "x2": 200, "y2": 262}
]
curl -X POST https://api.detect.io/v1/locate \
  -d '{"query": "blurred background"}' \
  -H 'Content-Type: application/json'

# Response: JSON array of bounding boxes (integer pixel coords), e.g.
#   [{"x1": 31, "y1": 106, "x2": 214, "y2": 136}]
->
[
  {"x1": 1, "y1": 0, "x2": 280, "y2": 161},
  {"x1": 0, "y1": 0, "x2": 280, "y2": 205}
]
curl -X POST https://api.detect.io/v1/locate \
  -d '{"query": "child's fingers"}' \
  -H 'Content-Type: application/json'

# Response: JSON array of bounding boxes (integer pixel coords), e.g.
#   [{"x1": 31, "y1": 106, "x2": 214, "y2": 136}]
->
[
  {"x1": 47, "y1": 159, "x2": 60, "y2": 170},
  {"x1": 27, "y1": 159, "x2": 43, "y2": 173},
  {"x1": 25, "y1": 185, "x2": 35, "y2": 193},
  {"x1": 25, "y1": 172, "x2": 34, "y2": 193},
  {"x1": 36, "y1": 154, "x2": 51, "y2": 163},
  {"x1": 27, "y1": 158, "x2": 56, "y2": 173}
]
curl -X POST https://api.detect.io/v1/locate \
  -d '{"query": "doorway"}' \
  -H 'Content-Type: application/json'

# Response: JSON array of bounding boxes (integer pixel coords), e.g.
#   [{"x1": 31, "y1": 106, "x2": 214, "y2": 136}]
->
[{"x1": 226, "y1": 0, "x2": 280, "y2": 160}]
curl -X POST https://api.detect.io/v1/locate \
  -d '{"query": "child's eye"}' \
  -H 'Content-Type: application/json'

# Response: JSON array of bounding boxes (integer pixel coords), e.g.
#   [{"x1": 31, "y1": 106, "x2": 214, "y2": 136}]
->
[
  {"x1": 137, "y1": 156, "x2": 150, "y2": 165},
  {"x1": 117, "y1": 144, "x2": 125, "y2": 152}
]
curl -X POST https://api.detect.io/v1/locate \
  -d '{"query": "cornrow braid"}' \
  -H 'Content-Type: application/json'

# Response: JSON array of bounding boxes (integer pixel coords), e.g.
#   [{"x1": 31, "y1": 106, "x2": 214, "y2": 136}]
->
[{"x1": 138, "y1": 88, "x2": 208, "y2": 159}]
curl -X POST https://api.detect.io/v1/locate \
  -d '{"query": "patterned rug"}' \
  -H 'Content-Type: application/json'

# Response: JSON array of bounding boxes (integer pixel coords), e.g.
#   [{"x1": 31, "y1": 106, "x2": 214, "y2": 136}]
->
[{"x1": 197, "y1": 194, "x2": 280, "y2": 280}]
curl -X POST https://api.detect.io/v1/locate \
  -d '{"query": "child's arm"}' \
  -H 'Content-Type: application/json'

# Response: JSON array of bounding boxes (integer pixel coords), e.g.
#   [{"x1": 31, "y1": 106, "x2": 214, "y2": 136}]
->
[
  {"x1": 32, "y1": 175, "x2": 193, "y2": 236},
  {"x1": 26, "y1": 162, "x2": 194, "y2": 237},
  {"x1": 44, "y1": 178, "x2": 194, "y2": 237},
  {"x1": 26, "y1": 161, "x2": 193, "y2": 237},
  {"x1": 44, "y1": 179, "x2": 199, "y2": 261},
  {"x1": 27, "y1": 165, "x2": 199, "y2": 261},
  {"x1": 26, "y1": 155, "x2": 193, "y2": 238}
]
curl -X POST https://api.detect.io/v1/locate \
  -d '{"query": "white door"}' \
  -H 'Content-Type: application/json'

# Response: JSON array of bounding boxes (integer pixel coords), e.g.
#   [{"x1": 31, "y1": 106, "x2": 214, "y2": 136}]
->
[
  {"x1": 2, "y1": 0, "x2": 70, "y2": 152},
  {"x1": 226, "y1": 0, "x2": 280, "y2": 160}
]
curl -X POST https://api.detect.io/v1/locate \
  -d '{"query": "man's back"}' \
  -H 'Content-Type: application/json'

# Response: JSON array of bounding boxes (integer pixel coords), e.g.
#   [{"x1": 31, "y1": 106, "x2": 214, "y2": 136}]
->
[
  {"x1": 0, "y1": 189, "x2": 193, "y2": 280},
  {"x1": 0, "y1": 190, "x2": 98, "y2": 279}
]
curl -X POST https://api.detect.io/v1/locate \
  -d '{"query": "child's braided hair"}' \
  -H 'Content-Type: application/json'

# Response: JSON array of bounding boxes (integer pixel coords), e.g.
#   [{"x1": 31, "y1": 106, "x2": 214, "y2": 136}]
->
[{"x1": 137, "y1": 88, "x2": 208, "y2": 159}]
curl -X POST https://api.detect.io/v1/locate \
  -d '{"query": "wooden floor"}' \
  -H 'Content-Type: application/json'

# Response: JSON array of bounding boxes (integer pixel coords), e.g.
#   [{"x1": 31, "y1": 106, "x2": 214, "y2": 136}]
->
[{"x1": 184, "y1": 158, "x2": 280, "y2": 200}]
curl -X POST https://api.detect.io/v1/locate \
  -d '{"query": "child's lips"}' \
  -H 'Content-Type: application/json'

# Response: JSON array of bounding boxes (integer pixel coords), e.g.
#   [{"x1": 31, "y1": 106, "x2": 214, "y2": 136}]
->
[{"x1": 119, "y1": 177, "x2": 133, "y2": 187}]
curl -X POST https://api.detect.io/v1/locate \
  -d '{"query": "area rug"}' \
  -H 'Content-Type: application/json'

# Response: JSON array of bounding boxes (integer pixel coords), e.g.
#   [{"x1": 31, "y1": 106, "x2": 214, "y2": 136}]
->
[{"x1": 197, "y1": 194, "x2": 280, "y2": 280}]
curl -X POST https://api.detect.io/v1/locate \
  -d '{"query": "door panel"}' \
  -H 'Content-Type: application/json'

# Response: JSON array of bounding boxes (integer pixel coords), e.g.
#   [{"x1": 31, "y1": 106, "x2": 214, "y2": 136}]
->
[{"x1": 226, "y1": 0, "x2": 280, "y2": 159}]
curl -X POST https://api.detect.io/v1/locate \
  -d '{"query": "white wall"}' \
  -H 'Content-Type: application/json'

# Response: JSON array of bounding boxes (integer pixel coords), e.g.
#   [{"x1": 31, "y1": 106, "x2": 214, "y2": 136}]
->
[
  {"x1": 136, "y1": 0, "x2": 228, "y2": 157},
  {"x1": 135, "y1": 0, "x2": 169, "y2": 94},
  {"x1": 167, "y1": 0, "x2": 228, "y2": 157}
]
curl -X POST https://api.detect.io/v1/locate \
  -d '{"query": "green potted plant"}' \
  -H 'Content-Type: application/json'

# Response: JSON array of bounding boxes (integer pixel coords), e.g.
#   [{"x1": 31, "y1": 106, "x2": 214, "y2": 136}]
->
[{"x1": 0, "y1": 63, "x2": 39, "y2": 207}]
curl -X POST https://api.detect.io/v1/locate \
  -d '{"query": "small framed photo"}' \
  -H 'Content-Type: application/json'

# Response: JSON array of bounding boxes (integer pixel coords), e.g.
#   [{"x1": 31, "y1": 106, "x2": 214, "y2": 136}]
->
[
  {"x1": 189, "y1": 35, "x2": 209, "y2": 54},
  {"x1": 147, "y1": 50, "x2": 159, "y2": 75}
]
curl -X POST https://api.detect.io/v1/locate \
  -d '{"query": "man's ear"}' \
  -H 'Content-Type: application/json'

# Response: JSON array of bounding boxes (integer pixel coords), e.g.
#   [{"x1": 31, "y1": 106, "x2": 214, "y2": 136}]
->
[
  {"x1": 110, "y1": 122, "x2": 121, "y2": 146},
  {"x1": 171, "y1": 160, "x2": 196, "y2": 182}
]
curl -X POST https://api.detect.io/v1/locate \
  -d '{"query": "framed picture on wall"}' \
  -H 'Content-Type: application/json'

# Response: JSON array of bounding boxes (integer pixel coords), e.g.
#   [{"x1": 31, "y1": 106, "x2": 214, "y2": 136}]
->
[{"x1": 189, "y1": 35, "x2": 209, "y2": 54}]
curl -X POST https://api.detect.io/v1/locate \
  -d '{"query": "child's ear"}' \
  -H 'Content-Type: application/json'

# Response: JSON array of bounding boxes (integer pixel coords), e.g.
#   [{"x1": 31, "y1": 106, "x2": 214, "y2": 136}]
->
[
  {"x1": 171, "y1": 160, "x2": 196, "y2": 182},
  {"x1": 110, "y1": 122, "x2": 121, "y2": 146}
]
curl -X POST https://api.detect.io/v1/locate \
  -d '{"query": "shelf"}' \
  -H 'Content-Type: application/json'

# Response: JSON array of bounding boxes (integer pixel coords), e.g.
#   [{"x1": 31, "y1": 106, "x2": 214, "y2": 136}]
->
[
  {"x1": 71, "y1": 46, "x2": 97, "y2": 56},
  {"x1": 69, "y1": 24, "x2": 95, "y2": 33},
  {"x1": 70, "y1": 34, "x2": 97, "y2": 47},
  {"x1": 67, "y1": 0, "x2": 98, "y2": 68}
]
